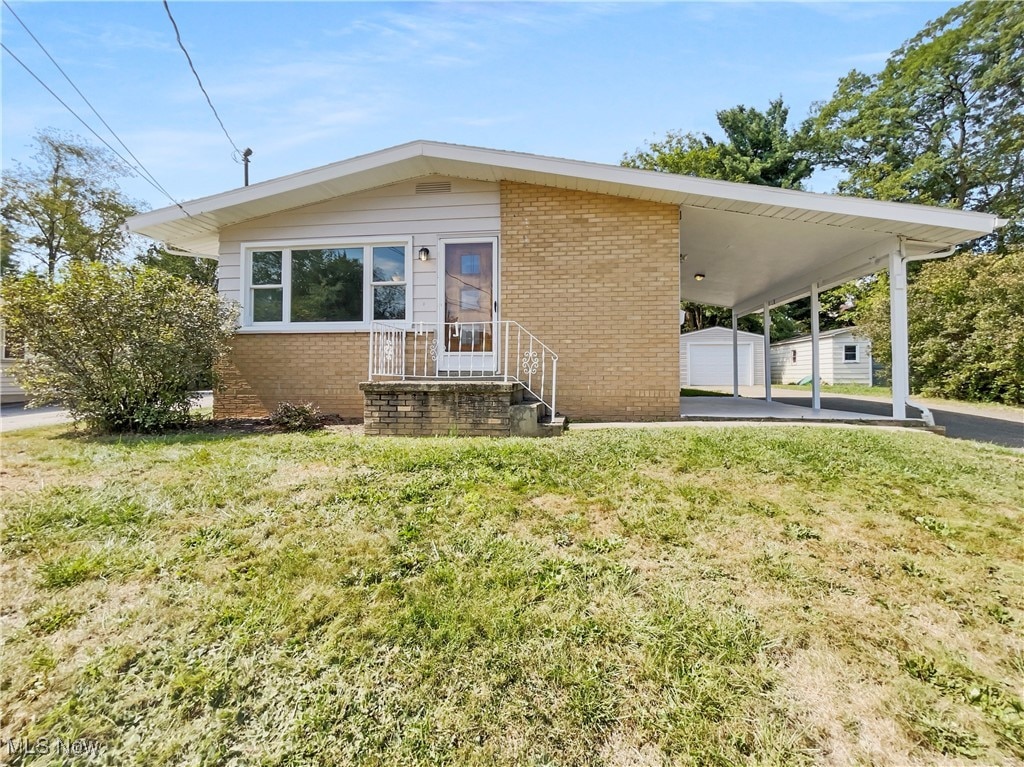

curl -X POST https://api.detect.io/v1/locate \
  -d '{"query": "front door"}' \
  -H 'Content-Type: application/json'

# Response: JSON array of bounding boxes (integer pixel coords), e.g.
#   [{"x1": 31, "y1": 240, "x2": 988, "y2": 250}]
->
[{"x1": 439, "y1": 238, "x2": 498, "y2": 373}]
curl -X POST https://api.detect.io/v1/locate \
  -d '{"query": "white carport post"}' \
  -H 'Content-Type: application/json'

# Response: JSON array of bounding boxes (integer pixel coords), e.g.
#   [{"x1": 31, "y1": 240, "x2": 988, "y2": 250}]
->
[
  {"x1": 810, "y1": 283, "x2": 821, "y2": 412},
  {"x1": 763, "y1": 303, "x2": 772, "y2": 402},
  {"x1": 731, "y1": 309, "x2": 740, "y2": 398},
  {"x1": 889, "y1": 242, "x2": 909, "y2": 419}
]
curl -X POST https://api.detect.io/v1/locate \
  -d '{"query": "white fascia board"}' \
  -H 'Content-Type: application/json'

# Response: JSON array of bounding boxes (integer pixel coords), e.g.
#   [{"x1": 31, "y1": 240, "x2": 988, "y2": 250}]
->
[
  {"x1": 127, "y1": 140, "x2": 1003, "y2": 246},
  {"x1": 416, "y1": 143, "x2": 1003, "y2": 235},
  {"x1": 127, "y1": 142, "x2": 433, "y2": 238}
]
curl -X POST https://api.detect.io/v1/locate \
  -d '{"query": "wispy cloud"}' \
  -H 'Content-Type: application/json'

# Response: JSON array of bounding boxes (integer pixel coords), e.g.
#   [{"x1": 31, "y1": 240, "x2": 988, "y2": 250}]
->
[
  {"x1": 58, "y1": 20, "x2": 177, "y2": 54},
  {"x1": 209, "y1": 58, "x2": 368, "y2": 101},
  {"x1": 263, "y1": 102, "x2": 384, "y2": 151}
]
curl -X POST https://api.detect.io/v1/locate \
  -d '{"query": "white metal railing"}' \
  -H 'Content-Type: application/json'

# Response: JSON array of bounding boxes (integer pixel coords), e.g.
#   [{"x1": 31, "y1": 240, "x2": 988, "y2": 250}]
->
[{"x1": 369, "y1": 320, "x2": 558, "y2": 419}]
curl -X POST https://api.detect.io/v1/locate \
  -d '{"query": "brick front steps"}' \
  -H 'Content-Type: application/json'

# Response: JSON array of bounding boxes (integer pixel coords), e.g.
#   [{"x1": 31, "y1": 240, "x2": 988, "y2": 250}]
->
[{"x1": 360, "y1": 380, "x2": 565, "y2": 437}]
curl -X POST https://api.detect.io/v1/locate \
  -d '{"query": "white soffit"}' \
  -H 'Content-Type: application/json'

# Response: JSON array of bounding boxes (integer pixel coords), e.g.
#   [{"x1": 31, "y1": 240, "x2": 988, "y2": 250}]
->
[{"x1": 127, "y1": 140, "x2": 1003, "y2": 295}]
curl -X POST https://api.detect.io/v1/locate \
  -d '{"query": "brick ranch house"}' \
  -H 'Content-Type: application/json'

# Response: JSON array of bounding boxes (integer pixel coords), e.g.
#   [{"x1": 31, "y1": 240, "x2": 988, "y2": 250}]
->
[{"x1": 127, "y1": 141, "x2": 1002, "y2": 434}]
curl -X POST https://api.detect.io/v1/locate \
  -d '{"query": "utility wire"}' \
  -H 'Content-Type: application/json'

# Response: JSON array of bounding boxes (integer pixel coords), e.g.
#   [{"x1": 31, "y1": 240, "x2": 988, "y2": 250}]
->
[
  {"x1": 1, "y1": 42, "x2": 190, "y2": 216},
  {"x1": 2, "y1": 0, "x2": 183, "y2": 211},
  {"x1": 162, "y1": 0, "x2": 243, "y2": 161}
]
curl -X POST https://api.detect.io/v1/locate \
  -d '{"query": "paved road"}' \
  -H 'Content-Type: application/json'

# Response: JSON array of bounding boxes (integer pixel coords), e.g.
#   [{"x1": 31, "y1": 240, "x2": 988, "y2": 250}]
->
[
  {"x1": 772, "y1": 395, "x2": 1023, "y2": 449},
  {"x1": 0, "y1": 404, "x2": 73, "y2": 434},
  {"x1": 1, "y1": 393, "x2": 214, "y2": 434}
]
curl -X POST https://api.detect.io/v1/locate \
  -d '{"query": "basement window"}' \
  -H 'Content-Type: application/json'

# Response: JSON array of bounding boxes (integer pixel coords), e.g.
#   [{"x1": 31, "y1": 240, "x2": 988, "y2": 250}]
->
[
  {"x1": 244, "y1": 242, "x2": 409, "y2": 329},
  {"x1": 844, "y1": 344, "x2": 859, "y2": 362}
]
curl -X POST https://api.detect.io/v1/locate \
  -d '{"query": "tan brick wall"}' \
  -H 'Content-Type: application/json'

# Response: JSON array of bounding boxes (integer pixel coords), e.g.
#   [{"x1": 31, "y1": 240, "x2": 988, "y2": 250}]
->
[
  {"x1": 500, "y1": 182, "x2": 680, "y2": 421},
  {"x1": 215, "y1": 333, "x2": 368, "y2": 419},
  {"x1": 361, "y1": 381, "x2": 519, "y2": 437}
]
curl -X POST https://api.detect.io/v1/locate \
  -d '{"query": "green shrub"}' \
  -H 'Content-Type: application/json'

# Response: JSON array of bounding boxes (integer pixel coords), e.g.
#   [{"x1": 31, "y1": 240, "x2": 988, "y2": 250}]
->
[
  {"x1": 0, "y1": 262, "x2": 236, "y2": 432},
  {"x1": 269, "y1": 401, "x2": 322, "y2": 431},
  {"x1": 858, "y1": 250, "x2": 1024, "y2": 405}
]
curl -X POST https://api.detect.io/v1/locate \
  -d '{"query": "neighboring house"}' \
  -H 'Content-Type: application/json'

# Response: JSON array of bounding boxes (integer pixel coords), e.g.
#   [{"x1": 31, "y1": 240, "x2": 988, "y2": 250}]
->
[
  {"x1": 680, "y1": 327, "x2": 765, "y2": 387},
  {"x1": 126, "y1": 141, "x2": 1001, "y2": 430},
  {"x1": 771, "y1": 328, "x2": 873, "y2": 386},
  {"x1": 0, "y1": 327, "x2": 28, "y2": 405}
]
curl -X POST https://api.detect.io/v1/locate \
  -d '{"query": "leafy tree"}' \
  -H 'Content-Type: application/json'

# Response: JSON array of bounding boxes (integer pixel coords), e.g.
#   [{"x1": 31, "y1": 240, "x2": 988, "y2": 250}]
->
[
  {"x1": 801, "y1": 1, "x2": 1024, "y2": 250},
  {"x1": 0, "y1": 218, "x2": 18, "y2": 278},
  {"x1": 624, "y1": 97, "x2": 813, "y2": 189},
  {"x1": 0, "y1": 262, "x2": 237, "y2": 432},
  {"x1": 626, "y1": 98, "x2": 826, "y2": 338},
  {"x1": 682, "y1": 304, "x2": 760, "y2": 334},
  {"x1": 855, "y1": 250, "x2": 1024, "y2": 404},
  {"x1": 2, "y1": 130, "x2": 142, "y2": 277},
  {"x1": 137, "y1": 244, "x2": 218, "y2": 287}
]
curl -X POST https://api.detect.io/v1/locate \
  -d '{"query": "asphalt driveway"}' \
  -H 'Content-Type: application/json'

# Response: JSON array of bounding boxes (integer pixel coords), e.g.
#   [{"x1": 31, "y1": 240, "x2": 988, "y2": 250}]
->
[
  {"x1": 1, "y1": 393, "x2": 214, "y2": 434},
  {"x1": 772, "y1": 394, "x2": 1023, "y2": 449}
]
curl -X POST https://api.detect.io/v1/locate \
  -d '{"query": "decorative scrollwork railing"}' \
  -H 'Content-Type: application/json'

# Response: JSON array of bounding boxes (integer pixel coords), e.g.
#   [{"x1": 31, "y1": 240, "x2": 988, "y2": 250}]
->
[{"x1": 369, "y1": 320, "x2": 558, "y2": 419}]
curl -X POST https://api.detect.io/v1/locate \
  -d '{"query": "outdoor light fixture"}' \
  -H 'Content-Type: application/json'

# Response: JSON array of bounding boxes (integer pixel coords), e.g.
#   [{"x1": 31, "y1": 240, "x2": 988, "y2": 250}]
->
[
  {"x1": 694, "y1": 273, "x2": 705, "y2": 281},
  {"x1": 418, "y1": 247, "x2": 431, "y2": 262}
]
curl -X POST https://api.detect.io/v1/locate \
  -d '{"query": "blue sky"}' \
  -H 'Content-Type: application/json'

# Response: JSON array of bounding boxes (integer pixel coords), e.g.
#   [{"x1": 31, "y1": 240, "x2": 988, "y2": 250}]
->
[{"x1": 2, "y1": 1, "x2": 957, "y2": 210}]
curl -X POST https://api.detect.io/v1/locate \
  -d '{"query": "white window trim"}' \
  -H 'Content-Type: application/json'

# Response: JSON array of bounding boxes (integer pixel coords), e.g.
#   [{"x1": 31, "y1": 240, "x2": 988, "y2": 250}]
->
[
  {"x1": 239, "y1": 237, "x2": 412, "y2": 332},
  {"x1": 843, "y1": 343, "x2": 860, "y2": 363}
]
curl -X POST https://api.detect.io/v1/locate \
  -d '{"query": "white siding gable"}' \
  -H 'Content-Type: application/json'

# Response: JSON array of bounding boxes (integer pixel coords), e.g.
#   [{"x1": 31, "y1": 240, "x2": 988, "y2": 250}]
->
[{"x1": 217, "y1": 176, "x2": 499, "y2": 325}]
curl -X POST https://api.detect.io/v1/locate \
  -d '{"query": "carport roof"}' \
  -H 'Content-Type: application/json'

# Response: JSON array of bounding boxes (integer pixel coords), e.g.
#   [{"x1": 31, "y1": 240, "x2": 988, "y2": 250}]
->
[{"x1": 127, "y1": 140, "x2": 1004, "y2": 315}]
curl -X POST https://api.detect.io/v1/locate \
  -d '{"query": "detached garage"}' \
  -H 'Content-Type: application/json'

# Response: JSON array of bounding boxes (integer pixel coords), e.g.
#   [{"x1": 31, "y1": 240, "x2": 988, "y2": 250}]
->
[{"x1": 680, "y1": 327, "x2": 765, "y2": 387}]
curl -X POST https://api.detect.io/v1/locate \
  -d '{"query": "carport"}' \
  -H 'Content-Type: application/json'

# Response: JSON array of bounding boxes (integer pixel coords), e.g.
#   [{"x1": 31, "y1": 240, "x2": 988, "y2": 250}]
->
[{"x1": 676, "y1": 184, "x2": 1005, "y2": 421}]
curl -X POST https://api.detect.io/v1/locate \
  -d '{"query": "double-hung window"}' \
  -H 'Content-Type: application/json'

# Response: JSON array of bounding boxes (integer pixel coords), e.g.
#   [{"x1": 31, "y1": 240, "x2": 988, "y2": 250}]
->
[
  {"x1": 843, "y1": 344, "x2": 859, "y2": 362},
  {"x1": 244, "y1": 243, "x2": 408, "y2": 328}
]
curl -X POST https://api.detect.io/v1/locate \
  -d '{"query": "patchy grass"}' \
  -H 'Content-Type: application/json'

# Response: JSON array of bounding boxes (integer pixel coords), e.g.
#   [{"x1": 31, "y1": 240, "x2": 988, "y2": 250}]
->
[
  {"x1": 1, "y1": 425, "x2": 1022, "y2": 766},
  {"x1": 775, "y1": 383, "x2": 891, "y2": 398}
]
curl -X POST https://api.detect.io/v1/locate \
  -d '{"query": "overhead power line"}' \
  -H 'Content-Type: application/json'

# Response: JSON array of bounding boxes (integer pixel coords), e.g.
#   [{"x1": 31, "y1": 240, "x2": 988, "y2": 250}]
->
[
  {"x1": 1, "y1": 42, "x2": 189, "y2": 216},
  {"x1": 2, "y1": 0, "x2": 183, "y2": 211},
  {"x1": 162, "y1": 0, "x2": 244, "y2": 160}
]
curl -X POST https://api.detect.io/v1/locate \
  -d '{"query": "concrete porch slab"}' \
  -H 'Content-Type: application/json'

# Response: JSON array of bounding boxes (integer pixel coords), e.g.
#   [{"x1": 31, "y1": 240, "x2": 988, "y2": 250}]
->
[{"x1": 679, "y1": 396, "x2": 933, "y2": 429}]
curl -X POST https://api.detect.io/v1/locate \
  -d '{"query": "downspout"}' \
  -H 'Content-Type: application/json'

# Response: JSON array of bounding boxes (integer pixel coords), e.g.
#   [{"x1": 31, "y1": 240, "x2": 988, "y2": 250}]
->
[{"x1": 896, "y1": 240, "x2": 956, "y2": 426}]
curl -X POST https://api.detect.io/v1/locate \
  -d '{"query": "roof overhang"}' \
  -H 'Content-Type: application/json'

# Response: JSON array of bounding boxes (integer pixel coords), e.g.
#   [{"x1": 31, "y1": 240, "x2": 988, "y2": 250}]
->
[{"x1": 127, "y1": 140, "x2": 1003, "y2": 313}]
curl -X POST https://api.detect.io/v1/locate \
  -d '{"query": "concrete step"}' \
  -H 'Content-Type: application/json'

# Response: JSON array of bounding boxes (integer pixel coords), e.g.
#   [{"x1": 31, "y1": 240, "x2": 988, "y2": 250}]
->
[
  {"x1": 510, "y1": 401, "x2": 543, "y2": 436},
  {"x1": 537, "y1": 415, "x2": 567, "y2": 437},
  {"x1": 510, "y1": 403, "x2": 566, "y2": 437}
]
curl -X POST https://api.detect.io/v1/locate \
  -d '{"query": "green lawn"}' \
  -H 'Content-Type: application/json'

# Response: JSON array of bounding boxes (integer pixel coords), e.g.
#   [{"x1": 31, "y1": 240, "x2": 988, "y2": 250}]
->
[
  {"x1": 2, "y1": 425, "x2": 1022, "y2": 766},
  {"x1": 774, "y1": 383, "x2": 890, "y2": 398}
]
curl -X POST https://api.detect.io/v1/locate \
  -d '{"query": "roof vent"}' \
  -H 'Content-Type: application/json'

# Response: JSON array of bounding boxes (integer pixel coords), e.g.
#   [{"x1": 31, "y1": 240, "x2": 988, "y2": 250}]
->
[{"x1": 415, "y1": 181, "x2": 452, "y2": 194}]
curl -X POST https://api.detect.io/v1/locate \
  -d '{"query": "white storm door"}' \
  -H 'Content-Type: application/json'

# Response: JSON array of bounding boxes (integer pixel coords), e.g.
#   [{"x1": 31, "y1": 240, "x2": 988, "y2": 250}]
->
[{"x1": 438, "y1": 238, "x2": 498, "y2": 373}]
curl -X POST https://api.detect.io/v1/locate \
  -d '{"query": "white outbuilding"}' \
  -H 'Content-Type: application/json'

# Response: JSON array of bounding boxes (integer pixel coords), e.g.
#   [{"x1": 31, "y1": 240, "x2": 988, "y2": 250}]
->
[
  {"x1": 680, "y1": 326, "x2": 765, "y2": 387},
  {"x1": 770, "y1": 327, "x2": 873, "y2": 386}
]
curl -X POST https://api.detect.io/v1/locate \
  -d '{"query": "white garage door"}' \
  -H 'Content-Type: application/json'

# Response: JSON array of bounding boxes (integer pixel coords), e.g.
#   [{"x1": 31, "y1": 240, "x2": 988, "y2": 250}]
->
[{"x1": 688, "y1": 343, "x2": 753, "y2": 386}]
